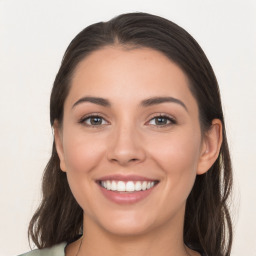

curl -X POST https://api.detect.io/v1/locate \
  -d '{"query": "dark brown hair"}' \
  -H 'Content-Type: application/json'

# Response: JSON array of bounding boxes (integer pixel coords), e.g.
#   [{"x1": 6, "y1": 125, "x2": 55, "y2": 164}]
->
[{"x1": 28, "y1": 12, "x2": 233, "y2": 256}]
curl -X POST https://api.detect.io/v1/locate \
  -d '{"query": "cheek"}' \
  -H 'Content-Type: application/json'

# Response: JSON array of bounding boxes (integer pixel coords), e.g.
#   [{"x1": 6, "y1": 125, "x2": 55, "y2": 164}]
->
[
  {"x1": 151, "y1": 127, "x2": 201, "y2": 166},
  {"x1": 62, "y1": 130, "x2": 105, "y2": 174},
  {"x1": 149, "y1": 130, "x2": 202, "y2": 198},
  {"x1": 61, "y1": 130, "x2": 107, "y2": 213}
]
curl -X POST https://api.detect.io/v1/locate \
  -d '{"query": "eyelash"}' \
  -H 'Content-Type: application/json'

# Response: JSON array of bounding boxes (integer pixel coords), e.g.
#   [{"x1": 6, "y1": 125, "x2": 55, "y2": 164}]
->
[
  {"x1": 146, "y1": 114, "x2": 177, "y2": 127},
  {"x1": 79, "y1": 113, "x2": 177, "y2": 128}
]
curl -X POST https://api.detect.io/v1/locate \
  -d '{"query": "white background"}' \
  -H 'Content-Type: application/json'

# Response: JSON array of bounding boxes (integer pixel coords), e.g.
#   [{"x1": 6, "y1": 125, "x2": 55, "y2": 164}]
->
[{"x1": 0, "y1": 0, "x2": 255, "y2": 255}]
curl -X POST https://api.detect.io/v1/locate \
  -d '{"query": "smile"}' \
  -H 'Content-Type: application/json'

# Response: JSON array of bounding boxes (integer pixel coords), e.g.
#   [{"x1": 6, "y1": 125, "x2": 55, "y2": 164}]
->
[{"x1": 99, "y1": 180, "x2": 158, "y2": 192}]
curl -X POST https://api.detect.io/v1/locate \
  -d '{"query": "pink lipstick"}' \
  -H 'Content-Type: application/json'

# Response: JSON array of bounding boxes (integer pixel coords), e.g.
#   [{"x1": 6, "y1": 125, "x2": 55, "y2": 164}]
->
[{"x1": 97, "y1": 175, "x2": 159, "y2": 204}]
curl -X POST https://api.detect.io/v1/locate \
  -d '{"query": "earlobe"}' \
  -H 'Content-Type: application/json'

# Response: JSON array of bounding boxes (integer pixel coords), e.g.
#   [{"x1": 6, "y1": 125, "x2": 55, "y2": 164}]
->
[
  {"x1": 53, "y1": 120, "x2": 67, "y2": 172},
  {"x1": 197, "y1": 119, "x2": 223, "y2": 175}
]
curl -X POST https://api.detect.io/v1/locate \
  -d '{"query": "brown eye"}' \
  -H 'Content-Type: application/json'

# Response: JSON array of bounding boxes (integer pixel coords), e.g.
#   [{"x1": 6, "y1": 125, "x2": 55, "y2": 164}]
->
[
  {"x1": 148, "y1": 115, "x2": 176, "y2": 126},
  {"x1": 82, "y1": 116, "x2": 108, "y2": 126}
]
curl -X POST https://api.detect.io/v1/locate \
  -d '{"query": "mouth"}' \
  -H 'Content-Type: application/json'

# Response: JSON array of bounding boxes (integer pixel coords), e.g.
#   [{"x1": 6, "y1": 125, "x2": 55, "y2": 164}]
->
[
  {"x1": 98, "y1": 180, "x2": 159, "y2": 193},
  {"x1": 96, "y1": 175, "x2": 160, "y2": 204},
  {"x1": 96, "y1": 174, "x2": 160, "y2": 205}
]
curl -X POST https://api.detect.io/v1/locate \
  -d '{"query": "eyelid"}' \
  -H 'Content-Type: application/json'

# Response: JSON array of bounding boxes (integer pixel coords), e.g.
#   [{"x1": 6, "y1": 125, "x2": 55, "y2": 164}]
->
[
  {"x1": 145, "y1": 113, "x2": 177, "y2": 126},
  {"x1": 78, "y1": 112, "x2": 176, "y2": 128},
  {"x1": 79, "y1": 113, "x2": 110, "y2": 127}
]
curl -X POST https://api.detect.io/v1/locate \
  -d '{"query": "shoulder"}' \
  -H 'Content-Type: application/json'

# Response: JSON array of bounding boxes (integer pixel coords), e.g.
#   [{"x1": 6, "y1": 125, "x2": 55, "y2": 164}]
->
[{"x1": 18, "y1": 242, "x2": 67, "y2": 256}]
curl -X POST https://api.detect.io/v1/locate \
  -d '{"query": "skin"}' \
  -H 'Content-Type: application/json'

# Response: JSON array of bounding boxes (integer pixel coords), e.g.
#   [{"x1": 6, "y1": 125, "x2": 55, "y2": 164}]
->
[{"x1": 54, "y1": 46, "x2": 222, "y2": 256}]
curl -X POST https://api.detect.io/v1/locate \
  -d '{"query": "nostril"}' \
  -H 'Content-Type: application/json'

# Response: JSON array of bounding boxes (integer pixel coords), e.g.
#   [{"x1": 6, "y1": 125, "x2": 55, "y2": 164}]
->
[{"x1": 106, "y1": 142, "x2": 146, "y2": 165}]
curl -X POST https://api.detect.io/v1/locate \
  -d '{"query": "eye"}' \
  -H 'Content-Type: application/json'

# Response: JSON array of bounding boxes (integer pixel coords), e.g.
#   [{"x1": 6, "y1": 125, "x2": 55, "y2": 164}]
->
[
  {"x1": 80, "y1": 115, "x2": 108, "y2": 126},
  {"x1": 147, "y1": 115, "x2": 176, "y2": 126}
]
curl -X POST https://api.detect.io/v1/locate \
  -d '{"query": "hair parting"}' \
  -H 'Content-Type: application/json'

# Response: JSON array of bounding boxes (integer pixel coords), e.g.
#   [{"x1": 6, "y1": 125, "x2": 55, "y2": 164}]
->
[{"x1": 28, "y1": 12, "x2": 233, "y2": 256}]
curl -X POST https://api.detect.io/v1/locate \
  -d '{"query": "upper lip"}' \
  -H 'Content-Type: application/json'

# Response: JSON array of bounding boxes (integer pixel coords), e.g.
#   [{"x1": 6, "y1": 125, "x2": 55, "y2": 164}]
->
[{"x1": 96, "y1": 174, "x2": 159, "y2": 182}]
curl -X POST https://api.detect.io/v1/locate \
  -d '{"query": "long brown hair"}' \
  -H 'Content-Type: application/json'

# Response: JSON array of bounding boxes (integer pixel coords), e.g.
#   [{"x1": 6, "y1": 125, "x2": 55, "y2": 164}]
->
[{"x1": 28, "y1": 12, "x2": 233, "y2": 255}]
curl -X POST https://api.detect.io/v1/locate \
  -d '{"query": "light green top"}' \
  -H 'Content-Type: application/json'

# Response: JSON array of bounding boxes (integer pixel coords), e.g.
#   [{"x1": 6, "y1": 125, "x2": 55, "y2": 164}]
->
[{"x1": 18, "y1": 242, "x2": 67, "y2": 256}]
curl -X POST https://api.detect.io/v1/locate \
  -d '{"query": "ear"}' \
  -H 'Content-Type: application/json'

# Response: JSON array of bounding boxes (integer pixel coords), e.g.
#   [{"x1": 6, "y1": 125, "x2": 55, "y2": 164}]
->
[
  {"x1": 197, "y1": 119, "x2": 223, "y2": 175},
  {"x1": 53, "y1": 120, "x2": 67, "y2": 172}
]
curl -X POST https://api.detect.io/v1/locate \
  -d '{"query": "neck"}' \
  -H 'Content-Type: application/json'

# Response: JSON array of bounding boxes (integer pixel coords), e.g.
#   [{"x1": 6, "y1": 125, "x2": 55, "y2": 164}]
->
[{"x1": 69, "y1": 211, "x2": 199, "y2": 256}]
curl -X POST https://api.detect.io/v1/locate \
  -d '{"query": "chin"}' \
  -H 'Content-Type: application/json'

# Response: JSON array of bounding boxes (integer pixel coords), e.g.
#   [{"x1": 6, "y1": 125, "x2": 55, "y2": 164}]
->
[
  {"x1": 91, "y1": 208, "x2": 161, "y2": 237},
  {"x1": 102, "y1": 220, "x2": 154, "y2": 237}
]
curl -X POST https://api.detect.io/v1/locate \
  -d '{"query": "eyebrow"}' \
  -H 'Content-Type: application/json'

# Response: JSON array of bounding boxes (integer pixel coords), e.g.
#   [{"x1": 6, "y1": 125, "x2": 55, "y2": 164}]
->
[
  {"x1": 72, "y1": 96, "x2": 187, "y2": 111},
  {"x1": 72, "y1": 96, "x2": 111, "y2": 108},
  {"x1": 141, "y1": 97, "x2": 188, "y2": 111}
]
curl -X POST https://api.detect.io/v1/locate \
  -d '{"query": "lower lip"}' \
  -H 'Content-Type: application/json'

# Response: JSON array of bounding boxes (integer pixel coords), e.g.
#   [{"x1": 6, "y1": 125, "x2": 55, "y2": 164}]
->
[{"x1": 98, "y1": 184, "x2": 157, "y2": 204}]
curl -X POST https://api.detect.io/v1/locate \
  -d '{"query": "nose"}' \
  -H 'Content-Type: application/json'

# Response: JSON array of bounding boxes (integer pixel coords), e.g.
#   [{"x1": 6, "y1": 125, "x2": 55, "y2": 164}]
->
[{"x1": 107, "y1": 124, "x2": 146, "y2": 166}]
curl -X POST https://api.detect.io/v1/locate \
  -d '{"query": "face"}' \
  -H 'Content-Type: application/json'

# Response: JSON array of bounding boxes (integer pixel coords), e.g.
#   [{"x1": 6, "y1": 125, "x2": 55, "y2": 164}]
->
[{"x1": 55, "y1": 46, "x2": 218, "y2": 237}]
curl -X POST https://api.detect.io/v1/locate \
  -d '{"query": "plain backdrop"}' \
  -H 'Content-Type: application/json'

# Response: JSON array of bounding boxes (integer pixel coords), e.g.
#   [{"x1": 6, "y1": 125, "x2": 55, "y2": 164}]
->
[{"x1": 0, "y1": 0, "x2": 255, "y2": 255}]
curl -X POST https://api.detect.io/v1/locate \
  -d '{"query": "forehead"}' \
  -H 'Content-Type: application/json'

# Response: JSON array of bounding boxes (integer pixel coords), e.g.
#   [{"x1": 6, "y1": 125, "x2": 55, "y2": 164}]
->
[
  {"x1": 73, "y1": 46, "x2": 188, "y2": 86},
  {"x1": 66, "y1": 46, "x2": 198, "y2": 111}
]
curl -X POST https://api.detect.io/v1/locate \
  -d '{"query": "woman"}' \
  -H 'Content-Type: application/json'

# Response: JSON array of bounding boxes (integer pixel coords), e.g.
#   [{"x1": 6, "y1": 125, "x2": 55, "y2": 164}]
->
[{"x1": 20, "y1": 12, "x2": 233, "y2": 256}]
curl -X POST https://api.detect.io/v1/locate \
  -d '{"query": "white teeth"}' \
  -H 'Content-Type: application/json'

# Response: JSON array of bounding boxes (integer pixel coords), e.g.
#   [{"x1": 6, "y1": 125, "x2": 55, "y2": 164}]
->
[
  {"x1": 117, "y1": 181, "x2": 126, "y2": 192},
  {"x1": 100, "y1": 180, "x2": 157, "y2": 192},
  {"x1": 126, "y1": 181, "x2": 135, "y2": 192},
  {"x1": 135, "y1": 181, "x2": 142, "y2": 191},
  {"x1": 111, "y1": 181, "x2": 117, "y2": 191},
  {"x1": 107, "y1": 180, "x2": 111, "y2": 190},
  {"x1": 142, "y1": 181, "x2": 147, "y2": 190},
  {"x1": 102, "y1": 181, "x2": 107, "y2": 189}
]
